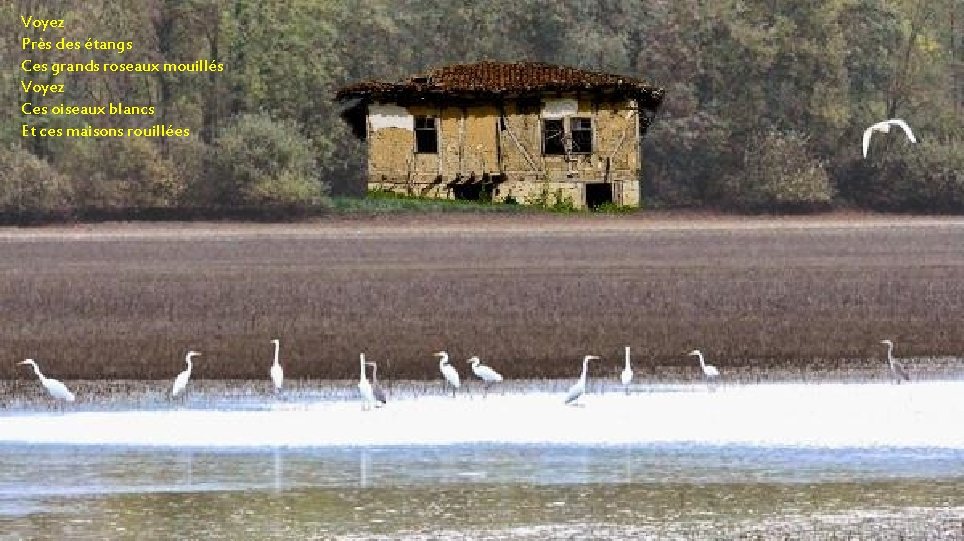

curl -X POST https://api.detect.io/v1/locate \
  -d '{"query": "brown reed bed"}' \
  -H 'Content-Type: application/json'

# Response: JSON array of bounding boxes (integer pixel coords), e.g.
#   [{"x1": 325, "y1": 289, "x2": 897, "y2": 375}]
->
[{"x1": 1, "y1": 215, "x2": 963, "y2": 381}]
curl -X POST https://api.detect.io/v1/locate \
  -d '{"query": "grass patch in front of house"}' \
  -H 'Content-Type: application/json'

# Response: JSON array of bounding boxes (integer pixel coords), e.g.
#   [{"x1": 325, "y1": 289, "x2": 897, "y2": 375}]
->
[
  {"x1": 591, "y1": 202, "x2": 639, "y2": 214},
  {"x1": 339, "y1": 188, "x2": 637, "y2": 214},
  {"x1": 330, "y1": 189, "x2": 542, "y2": 214}
]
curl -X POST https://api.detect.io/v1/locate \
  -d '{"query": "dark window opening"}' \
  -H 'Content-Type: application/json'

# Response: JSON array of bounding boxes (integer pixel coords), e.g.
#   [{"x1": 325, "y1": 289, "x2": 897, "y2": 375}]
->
[
  {"x1": 415, "y1": 116, "x2": 438, "y2": 153},
  {"x1": 570, "y1": 117, "x2": 592, "y2": 153},
  {"x1": 542, "y1": 119, "x2": 565, "y2": 155},
  {"x1": 585, "y1": 183, "x2": 613, "y2": 209},
  {"x1": 451, "y1": 173, "x2": 502, "y2": 202},
  {"x1": 453, "y1": 183, "x2": 493, "y2": 202}
]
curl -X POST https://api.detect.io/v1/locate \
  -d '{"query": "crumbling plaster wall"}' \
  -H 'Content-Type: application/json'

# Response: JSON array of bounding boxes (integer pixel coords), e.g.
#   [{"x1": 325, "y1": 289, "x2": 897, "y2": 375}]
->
[{"x1": 366, "y1": 97, "x2": 642, "y2": 207}]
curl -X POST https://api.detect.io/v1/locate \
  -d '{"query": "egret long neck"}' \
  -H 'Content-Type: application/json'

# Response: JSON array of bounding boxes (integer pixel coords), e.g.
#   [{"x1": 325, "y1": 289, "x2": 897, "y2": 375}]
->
[
  {"x1": 696, "y1": 353, "x2": 706, "y2": 369},
  {"x1": 30, "y1": 363, "x2": 45, "y2": 381},
  {"x1": 360, "y1": 355, "x2": 368, "y2": 382},
  {"x1": 580, "y1": 359, "x2": 590, "y2": 382},
  {"x1": 624, "y1": 347, "x2": 631, "y2": 370},
  {"x1": 885, "y1": 343, "x2": 895, "y2": 367},
  {"x1": 186, "y1": 358, "x2": 192, "y2": 373},
  {"x1": 272, "y1": 342, "x2": 280, "y2": 366}
]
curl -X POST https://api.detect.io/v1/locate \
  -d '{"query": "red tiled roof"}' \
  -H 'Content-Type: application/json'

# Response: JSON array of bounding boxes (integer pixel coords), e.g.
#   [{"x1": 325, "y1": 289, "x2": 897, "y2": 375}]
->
[{"x1": 336, "y1": 61, "x2": 664, "y2": 108}]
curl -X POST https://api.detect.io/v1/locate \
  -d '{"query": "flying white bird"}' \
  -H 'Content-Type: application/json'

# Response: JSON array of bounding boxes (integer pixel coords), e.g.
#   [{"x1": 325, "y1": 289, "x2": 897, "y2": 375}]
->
[
  {"x1": 365, "y1": 360, "x2": 388, "y2": 406},
  {"x1": 688, "y1": 349, "x2": 719, "y2": 380},
  {"x1": 565, "y1": 355, "x2": 599, "y2": 405},
  {"x1": 620, "y1": 346, "x2": 633, "y2": 393},
  {"x1": 358, "y1": 353, "x2": 376, "y2": 410},
  {"x1": 880, "y1": 339, "x2": 910, "y2": 384},
  {"x1": 862, "y1": 119, "x2": 916, "y2": 158},
  {"x1": 269, "y1": 338, "x2": 283, "y2": 391},
  {"x1": 435, "y1": 351, "x2": 460, "y2": 397},
  {"x1": 172, "y1": 351, "x2": 200, "y2": 397},
  {"x1": 467, "y1": 356, "x2": 503, "y2": 397},
  {"x1": 18, "y1": 359, "x2": 75, "y2": 402}
]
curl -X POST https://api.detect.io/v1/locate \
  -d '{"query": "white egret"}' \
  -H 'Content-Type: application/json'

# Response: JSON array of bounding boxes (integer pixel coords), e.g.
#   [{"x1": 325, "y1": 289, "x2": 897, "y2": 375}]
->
[
  {"x1": 358, "y1": 353, "x2": 376, "y2": 410},
  {"x1": 564, "y1": 355, "x2": 599, "y2": 405},
  {"x1": 269, "y1": 338, "x2": 283, "y2": 391},
  {"x1": 880, "y1": 339, "x2": 910, "y2": 384},
  {"x1": 172, "y1": 351, "x2": 200, "y2": 397},
  {"x1": 365, "y1": 360, "x2": 388, "y2": 406},
  {"x1": 862, "y1": 119, "x2": 916, "y2": 158},
  {"x1": 435, "y1": 351, "x2": 460, "y2": 397},
  {"x1": 688, "y1": 349, "x2": 719, "y2": 380},
  {"x1": 620, "y1": 346, "x2": 633, "y2": 393},
  {"x1": 18, "y1": 359, "x2": 75, "y2": 402},
  {"x1": 467, "y1": 356, "x2": 503, "y2": 397}
]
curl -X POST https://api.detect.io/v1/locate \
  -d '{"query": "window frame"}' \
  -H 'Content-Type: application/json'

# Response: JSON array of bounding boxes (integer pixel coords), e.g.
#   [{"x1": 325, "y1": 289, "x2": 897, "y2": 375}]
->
[
  {"x1": 568, "y1": 117, "x2": 593, "y2": 154},
  {"x1": 542, "y1": 118, "x2": 566, "y2": 156},
  {"x1": 414, "y1": 115, "x2": 438, "y2": 154}
]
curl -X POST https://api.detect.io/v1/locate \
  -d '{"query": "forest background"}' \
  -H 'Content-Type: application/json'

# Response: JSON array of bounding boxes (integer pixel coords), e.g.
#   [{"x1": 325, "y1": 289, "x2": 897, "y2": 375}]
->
[{"x1": 2, "y1": 0, "x2": 962, "y2": 219}]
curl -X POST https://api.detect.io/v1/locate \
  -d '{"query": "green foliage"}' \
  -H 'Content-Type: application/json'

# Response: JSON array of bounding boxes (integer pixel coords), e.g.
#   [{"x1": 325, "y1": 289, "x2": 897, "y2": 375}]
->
[
  {"x1": 722, "y1": 130, "x2": 834, "y2": 212},
  {"x1": 593, "y1": 202, "x2": 638, "y2": 214},
  {"x1": 221, "y1": 1, "x2": 347, "y2": 178},
  {"x1": 168, "y1": 135, "x2": 210, "y2": 204},
  {"x1": 210, "y1": 113, "x2": 326, "y2": 207},
  {"x1": 328, "y1": 189, "x2": 526, "y2": 214},
  {"x1": 842, "y1": 140, "x2": 964, "y2": 212},
  {"x1": 525, "y1": 181, "x2": 578, "y2": 212},
  {"x1": 0, "y1": 0, "x2": 960, "y2": 217},
  {"x1": 0, "y1": 145, "x2": 73, "y2": 214},
  {"x1": 62, "y1": 137, "x2": 184, "y2": 209}
]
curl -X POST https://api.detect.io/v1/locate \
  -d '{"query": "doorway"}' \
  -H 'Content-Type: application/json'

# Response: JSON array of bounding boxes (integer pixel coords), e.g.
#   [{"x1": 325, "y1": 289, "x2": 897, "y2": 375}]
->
[{"x1": 585, "y1": 183, "x2": 613, "y2": 209}]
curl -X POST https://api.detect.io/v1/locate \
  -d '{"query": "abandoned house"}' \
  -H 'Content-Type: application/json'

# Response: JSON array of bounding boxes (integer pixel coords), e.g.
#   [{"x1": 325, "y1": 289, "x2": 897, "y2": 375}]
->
[{"x1": 335, "y1": 61, "x2": 665, "y2": 209}]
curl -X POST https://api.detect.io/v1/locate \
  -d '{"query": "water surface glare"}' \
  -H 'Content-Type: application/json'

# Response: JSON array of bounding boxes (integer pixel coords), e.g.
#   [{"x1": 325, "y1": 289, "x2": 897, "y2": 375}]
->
[
  {"x1": 3, "y1": 381, "x2": 964, "y2": 538},
  {"x1": 3, "y1": 381, "x2": 964, "y2": 448}
]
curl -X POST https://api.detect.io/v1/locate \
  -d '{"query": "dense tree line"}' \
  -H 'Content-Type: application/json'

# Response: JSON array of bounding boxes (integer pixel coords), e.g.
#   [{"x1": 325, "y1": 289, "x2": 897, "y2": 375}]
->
[{"x1": 2, "y1": 0, "x2": 961, "y2": 218}]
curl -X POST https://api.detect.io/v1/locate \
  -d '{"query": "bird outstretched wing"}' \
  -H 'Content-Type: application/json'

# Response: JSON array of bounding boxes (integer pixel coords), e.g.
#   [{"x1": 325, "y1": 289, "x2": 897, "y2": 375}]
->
[
  {"x1": 862, "y1": 124, "x2": 876, "y2": 158},
  {"x1": 887, "y1": 119, "x2": 917, "y2": 144}
]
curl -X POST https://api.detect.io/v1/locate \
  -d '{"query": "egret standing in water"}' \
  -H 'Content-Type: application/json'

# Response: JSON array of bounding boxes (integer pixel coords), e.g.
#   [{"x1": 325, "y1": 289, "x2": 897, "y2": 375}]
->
[
  {"x1": 18, "y1": 359, "x2": 75, "y2": 403},
  {"x1": 620, "y1": 346, "x2": 634, "y2": 394},
  {"x1": 565, "y1": 355, "x2": 600, "y2": 405},
  {"x1": 435, "y1": 351, "x2": 460, "y2": 397},
  {"x1": 365, "y1": 360, "x2": 388, "y2": 406},
  {"x1": 467, "y1": 356, "x2": 503, "y2": 397},
  {"x1": 688, "y1": 349, "x2": 719, "y2": 385},
  {"x1": 862, "y1": 119, "x2": 916, "y2": 158},
  {"x1": 269, "y1": 338, "x2": 283, "y2": 391},
  {"x1": 358, "y1": 353, "x2": 376, "y2": 410},
  {"x1": 172, "y1": 351, "x2": 200, "y2": 398},
  {"x1": 880, "y1": 339, "x2": 910, "y2": 384}
]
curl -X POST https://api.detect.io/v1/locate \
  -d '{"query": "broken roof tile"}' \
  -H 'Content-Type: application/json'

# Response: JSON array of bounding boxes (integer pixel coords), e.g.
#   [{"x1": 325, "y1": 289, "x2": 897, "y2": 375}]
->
[{"x1": 335, "y1": 61, "x2": 664, "y2": 108}]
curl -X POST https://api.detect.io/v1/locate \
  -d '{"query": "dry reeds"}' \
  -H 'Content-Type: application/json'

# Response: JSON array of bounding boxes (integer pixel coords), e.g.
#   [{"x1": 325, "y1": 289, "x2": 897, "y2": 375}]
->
[{"x1": 2, "y1": 218, "x2": 962, "y2": 381}]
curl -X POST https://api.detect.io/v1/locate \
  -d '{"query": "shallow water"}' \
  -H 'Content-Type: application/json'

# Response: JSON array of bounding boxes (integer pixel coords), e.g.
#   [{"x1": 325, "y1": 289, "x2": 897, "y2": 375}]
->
[
  {"x1": 3, "y1": 381, "x2": 964, "y2": 539},
  {"x1": 1, "y1": 444, "x2": 963, "y2": 539}
]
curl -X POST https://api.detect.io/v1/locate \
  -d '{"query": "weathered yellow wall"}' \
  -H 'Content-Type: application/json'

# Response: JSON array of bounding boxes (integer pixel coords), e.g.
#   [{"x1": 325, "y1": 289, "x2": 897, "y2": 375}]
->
[
  {"x1": 463, "y1": 105, "x2": 499, "y2": 175},
  {"x1": 439, "y1": 106, "x2": 461, "y2": 176},
  {"x1": 368, "y1": 125, "x2": 412, "y2": 181},
  {"x1": 365, "y1": 96, "x2": 643, "y2": 208},
  {"x1": 594, "y1": 105, "x2": 639, "y2": 172},
  {"x1": 499, "y1": 101, "x2": 541, "y2": 175}
]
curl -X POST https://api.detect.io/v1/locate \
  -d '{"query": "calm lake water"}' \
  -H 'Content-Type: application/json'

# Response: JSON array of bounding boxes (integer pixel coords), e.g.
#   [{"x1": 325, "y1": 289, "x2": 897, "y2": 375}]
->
[
  {"x1": 2, "y1": 443, "x2": 963, "y2": 539},
  {"x1": 3, "y1": 379, "x2": 964, "y2": 538}
]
